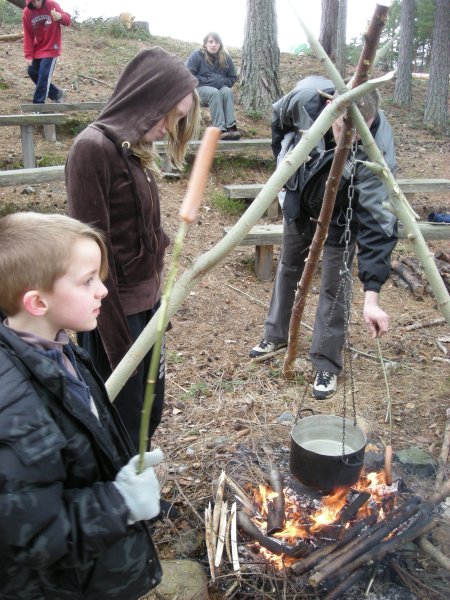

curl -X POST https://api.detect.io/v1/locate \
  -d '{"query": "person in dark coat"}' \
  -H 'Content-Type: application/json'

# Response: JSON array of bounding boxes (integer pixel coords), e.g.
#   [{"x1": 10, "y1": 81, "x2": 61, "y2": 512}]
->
[
  {"x1": 250, "y1": 76, "x2": 398, "y2": 399},
  {"x1": 186, "y1": 32, "x2": 240, "y2": 139},
  {"x1": 65, "y1": 48, "x2": 200, "y2": 451},
  {"x1": 0, "y1": 212, "x2": 163, "y2": 600}
]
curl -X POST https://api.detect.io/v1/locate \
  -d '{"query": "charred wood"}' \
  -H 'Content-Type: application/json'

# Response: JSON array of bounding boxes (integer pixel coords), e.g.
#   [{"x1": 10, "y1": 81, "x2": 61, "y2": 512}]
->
[
  {"x1": 309, "y1": 498, "x2": 423, "y2": 586},
  {"x1": 290, "y1": 513, "x2": 378, "y2": 575},
  {"x1": 337, "y1": 491, "x2": 371, "y2": 525},
  {"x1": 266, "y1": 468, "x2": 285, "y2": 535},
  {"x1": 317, "y1": 515, "x2": 437, "y2": 588},
  {"x1": 322, "y1": 566, "x2": 367, "y2": 600},
  {"x1": 237, "y1": 511, "x2": 309, "y2": 558}
]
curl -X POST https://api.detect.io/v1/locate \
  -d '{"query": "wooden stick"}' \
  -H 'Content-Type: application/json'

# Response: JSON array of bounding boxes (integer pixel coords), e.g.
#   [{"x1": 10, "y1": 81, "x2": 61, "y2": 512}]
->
[
  {"x1": 434, "y1": 412, "x2": 450, "y2": 492},
  {"x1": 391, "y1": 260, "x2": 425, "y2": 297},
  {"x1": 290, "y1": 513, "x2": 378, "y2": 576},
  {"x1": 310, "y1": 500, "x2": 422, "y2": 585},
  {"x1": 322, "y1": 567, "x2": 367, "y2": 600},
  {"x1": 212, "y1": 470, "x2": 226, "y2": 544},
  {"x1": 417, "y1": 536, "x2": 450, "y2": 571},
  {"x1": 205, "y1": 503, "x2": 216, "y2": 581},
  {"x1": 230, "y1": 503, "x2": 241, "y2": 577},
  {"x1": 237, "y1": 511, "x2": 285, "y2": 555},
  {"x1": 403, "y1": 317, "x2": 446, "y2": 331},
  {"x1": 266, "y1": 468, "x2": 286, "y2": 535},
  {"x1": 319, "y1": 518, "x2": 437, "y2": 587},
  {"x1": 225, "y1": 474, "x2": 263, "y2": 519},
  {"x1": 215, "y1": 500, "x2": 228, "y2": 567}
]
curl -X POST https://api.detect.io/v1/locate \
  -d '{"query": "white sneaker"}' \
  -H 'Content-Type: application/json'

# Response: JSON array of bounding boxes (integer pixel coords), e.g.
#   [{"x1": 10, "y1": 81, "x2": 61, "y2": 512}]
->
[
  {"x1": 249, "y1": 338, "x2": 287, "y2": 358},
  {"x1": 313, "y1": 371, "x2": 337, "y2": 399}
]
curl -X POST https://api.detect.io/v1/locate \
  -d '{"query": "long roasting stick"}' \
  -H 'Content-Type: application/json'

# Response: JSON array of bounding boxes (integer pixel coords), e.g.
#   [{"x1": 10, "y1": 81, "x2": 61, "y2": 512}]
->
[{"x1": 138, "y1": 127, "x2": 220, "y2": 470}]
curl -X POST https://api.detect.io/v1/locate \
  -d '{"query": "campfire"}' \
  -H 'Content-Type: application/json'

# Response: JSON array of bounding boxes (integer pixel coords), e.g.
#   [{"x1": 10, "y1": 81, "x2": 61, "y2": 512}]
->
[{"x1": 204, "y1": 467, "x2": 449, "y2": 599}]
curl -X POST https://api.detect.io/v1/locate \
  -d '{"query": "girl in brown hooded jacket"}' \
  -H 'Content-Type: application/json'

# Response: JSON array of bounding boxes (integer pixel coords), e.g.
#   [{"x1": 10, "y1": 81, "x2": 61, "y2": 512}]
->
[{"x1": 66, "y1": 47, "x2": 200, "y2": 450}]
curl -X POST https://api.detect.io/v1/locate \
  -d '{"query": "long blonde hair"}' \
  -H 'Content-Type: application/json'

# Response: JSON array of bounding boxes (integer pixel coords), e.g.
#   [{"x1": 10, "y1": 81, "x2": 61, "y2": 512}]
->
[
  {"x1": 202, "y1": 32, "x2": 229, "y2": 70},
  {"x1": 131, "y1": 89, "x2": 200, "y2": 175}
]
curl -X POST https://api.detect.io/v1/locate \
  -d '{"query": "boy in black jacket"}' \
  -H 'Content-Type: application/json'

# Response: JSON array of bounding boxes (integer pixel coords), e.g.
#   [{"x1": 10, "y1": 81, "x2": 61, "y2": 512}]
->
[{"x1": 0, "y1": 212, "x2": 162, "y2": 599}]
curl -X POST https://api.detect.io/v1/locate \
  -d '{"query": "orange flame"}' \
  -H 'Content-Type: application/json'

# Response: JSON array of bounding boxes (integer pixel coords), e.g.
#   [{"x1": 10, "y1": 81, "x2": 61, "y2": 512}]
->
[{"x1": 248, "y1": 470, "x2": 397, "y2": 569}]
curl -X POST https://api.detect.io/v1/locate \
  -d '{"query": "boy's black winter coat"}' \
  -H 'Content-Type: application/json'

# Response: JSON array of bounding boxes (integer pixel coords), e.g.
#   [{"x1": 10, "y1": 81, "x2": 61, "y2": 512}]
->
[{"x1": 0, "y1": 322, "x2": 161, "y2": 600}]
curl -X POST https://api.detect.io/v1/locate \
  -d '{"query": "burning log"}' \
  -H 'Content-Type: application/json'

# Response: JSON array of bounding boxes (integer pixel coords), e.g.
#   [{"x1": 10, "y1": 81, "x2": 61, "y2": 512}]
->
[
  {"x1": 237, "y1": 511, "x2": 309, "y2": 558},
  {"x1": 309, "y1": 499, "x2": 429, "y2": 587},
  {"x1": 266, "y1": 468, "x2": 286, "y2": 535},
  {"x1": 337, "y1": 491, "x2": 371, "y2": 526},
  {"x1": 291, "y1": 513, "x2": 379, "y2": 575},
  {"x1": 237, "y1": 510, "x2": 285, "y2": 556},
  {"x1": 321, "y1": 513, "x2": 436, "y2": 588}
]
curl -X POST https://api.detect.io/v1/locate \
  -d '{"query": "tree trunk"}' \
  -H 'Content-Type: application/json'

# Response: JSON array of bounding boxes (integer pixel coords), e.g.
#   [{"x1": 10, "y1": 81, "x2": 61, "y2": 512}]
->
[
  {"x1": 319, "y1": 0, "x2": 339, "y2": 63},
  {"x1": 336, "y1": 0, "x2": 347, "y2": 77},
  {"x1": 240, "y1": 0, "x2": 282, "y2": 115},
  {"x1": 423, "y1": 0, "x2": 450, "y2": 129},
  {"x1": 393, "y1": 0, "x2": 415, "y2": 107},
  {"x1": 6, "y1": 0, "x2": 25, "y2": 9}
]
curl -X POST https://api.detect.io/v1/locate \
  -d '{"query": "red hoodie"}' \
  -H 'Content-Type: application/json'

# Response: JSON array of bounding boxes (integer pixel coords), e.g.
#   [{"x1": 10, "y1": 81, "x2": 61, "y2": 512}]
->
[{"x1": 22, "y1": 0, "x2": 71, "y2": 61}]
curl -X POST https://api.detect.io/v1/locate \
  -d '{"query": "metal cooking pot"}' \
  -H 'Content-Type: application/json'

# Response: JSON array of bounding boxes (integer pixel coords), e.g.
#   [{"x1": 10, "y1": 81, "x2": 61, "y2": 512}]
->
[{"x1": 290, "y1": 413, "x2": 367, "y2": 493}]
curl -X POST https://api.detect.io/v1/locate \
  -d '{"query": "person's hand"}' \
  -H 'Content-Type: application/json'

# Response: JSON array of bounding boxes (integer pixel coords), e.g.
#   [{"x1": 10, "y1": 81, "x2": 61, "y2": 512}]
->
[
  {"x1": 113, "y1": 449, "x2": 164, "y2": 524},
  {"x1": 363, "y1": 290, "x2": 389, "y2": 338},
  {"x1": 50, "y1": 8, "x2": 62, "y2": 21}
]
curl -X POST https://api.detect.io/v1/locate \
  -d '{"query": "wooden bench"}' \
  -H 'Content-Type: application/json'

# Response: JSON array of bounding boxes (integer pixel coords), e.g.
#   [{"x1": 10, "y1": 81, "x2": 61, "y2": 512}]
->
[
  {"x1": 156, "y1": 138, "x2": 272, "y2": 172},
  {"x1": 0, "y1": 114, "x2": 66, "y2": 168},
  {"x1": 21, "y1": 102, "x2": 106, "y2": 142},
  {"x1": 223, "y1": 178, "x2": 450, "y2": 202},
  {"x1": 0, "y1": 165, "x2": 64, "y2": 187},
  {"x1": 223, "y1": 221, "x2": 450, "y2": 281},
  {"x1": 0, "y1": 138, "x2": 273, "y2": 186}
]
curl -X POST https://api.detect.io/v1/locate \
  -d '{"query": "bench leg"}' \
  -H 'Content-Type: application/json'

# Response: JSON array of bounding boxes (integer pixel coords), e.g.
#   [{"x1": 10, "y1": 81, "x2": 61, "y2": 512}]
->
[
  {"x1": 255, "y1": 245, "x2": 273, "y2": 281},
  {"x1": 21, "y1": 124, "x2": 35, "y2": 169},
  {"x1": 43, "y1": 124, "x2": 57, "y2": 142}
]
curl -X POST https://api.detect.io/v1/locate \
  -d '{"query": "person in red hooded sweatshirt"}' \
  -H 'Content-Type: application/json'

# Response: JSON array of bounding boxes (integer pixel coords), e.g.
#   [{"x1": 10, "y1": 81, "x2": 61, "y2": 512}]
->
[{"x1": 22, "y1": 0, "x2": 71, "y2": 104}]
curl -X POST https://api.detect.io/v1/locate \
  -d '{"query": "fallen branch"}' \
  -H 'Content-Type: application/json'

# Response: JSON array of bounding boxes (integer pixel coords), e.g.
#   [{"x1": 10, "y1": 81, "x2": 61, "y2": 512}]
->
[
  {"x1": 403, "y1": 317, "x2": 446, "y2": 331},
  {"x1": 0, "y1": 32, "x2": 23, "y2": 41},
  {"x1": 434, "y1": 409, "x2": 450, "y2": 492},
  {"x1": 78, "y1": 73, "x2": 113, "y2": 88},
  {"x1": 391, "y1": 260, "x2": 425, "y2": 298},
  {"x1": 417, "y1": 536, "x2": 450, "y2": 571}
]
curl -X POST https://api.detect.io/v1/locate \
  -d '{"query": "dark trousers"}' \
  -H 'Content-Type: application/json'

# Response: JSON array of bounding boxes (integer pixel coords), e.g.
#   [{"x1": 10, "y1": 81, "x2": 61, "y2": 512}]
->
[
  {"x1": 27, "y1": 57, "x2": 61, "y2": 103},
  {"x1": 78, "y1": 306, "x2": 165, "y2": 451},
  {"x1": 264, "y1": 218, "x2": 356, "y2": 374}
]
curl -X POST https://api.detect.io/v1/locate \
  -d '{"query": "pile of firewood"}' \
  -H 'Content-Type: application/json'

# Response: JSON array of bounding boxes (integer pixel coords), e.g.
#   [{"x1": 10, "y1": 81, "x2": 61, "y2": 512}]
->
[{"x1": 392, "y1": 249, "x2": 450, "y2": 298}]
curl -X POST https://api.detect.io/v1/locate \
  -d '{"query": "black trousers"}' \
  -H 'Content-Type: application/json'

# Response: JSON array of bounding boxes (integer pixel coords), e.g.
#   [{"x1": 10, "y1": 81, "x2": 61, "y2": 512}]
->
[{"x1": 78, "y1": 306, "x2": 165, "y2": 451}]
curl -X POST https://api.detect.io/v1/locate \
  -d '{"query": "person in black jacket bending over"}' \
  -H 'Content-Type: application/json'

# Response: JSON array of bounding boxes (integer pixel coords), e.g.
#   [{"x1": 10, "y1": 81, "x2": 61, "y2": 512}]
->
[
  {"x1": 250, "y1": 76, "x2": 397, "y2": 400},
  {"x1": 187, "y1": 31, "x2": 240, "y2": 140},
  {"x1": 0, "y1": 212, "x2": 163, "y2": 600}
]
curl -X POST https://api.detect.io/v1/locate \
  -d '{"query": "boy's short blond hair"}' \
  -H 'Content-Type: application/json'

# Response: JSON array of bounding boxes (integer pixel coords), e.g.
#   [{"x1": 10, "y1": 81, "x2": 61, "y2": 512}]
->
[{"x1": 0, "y1": 212, "x2": 108, "y2": 316}]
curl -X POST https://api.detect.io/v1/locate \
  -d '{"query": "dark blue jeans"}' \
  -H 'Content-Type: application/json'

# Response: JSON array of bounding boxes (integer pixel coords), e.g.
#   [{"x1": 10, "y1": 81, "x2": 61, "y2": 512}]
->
[{"x1": 27, "y1": 57, "x2": 61, "y2": 103}]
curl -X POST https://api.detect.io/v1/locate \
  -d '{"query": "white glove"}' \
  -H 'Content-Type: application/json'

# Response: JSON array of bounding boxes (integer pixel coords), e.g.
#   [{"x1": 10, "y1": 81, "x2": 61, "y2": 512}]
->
[{"x1": 113, "y1": 449, "x2": 164, "y2": 524}]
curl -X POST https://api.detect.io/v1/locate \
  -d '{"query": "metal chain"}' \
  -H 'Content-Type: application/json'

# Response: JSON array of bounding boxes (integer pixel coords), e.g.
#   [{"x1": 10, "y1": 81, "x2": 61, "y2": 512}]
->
[{"x1": 341, "y1": 136, "x2": 358, "y2": 458}]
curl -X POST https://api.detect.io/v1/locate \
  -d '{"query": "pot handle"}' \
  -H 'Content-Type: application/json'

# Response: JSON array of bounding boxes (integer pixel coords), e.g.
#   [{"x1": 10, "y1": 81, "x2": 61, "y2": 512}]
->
[
  {"x1": 340, "y1": 454, "x2": 364, "y2": 469},
  {"x1": 295, "y1": 408, "x2": 315, "y2": 423}
]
